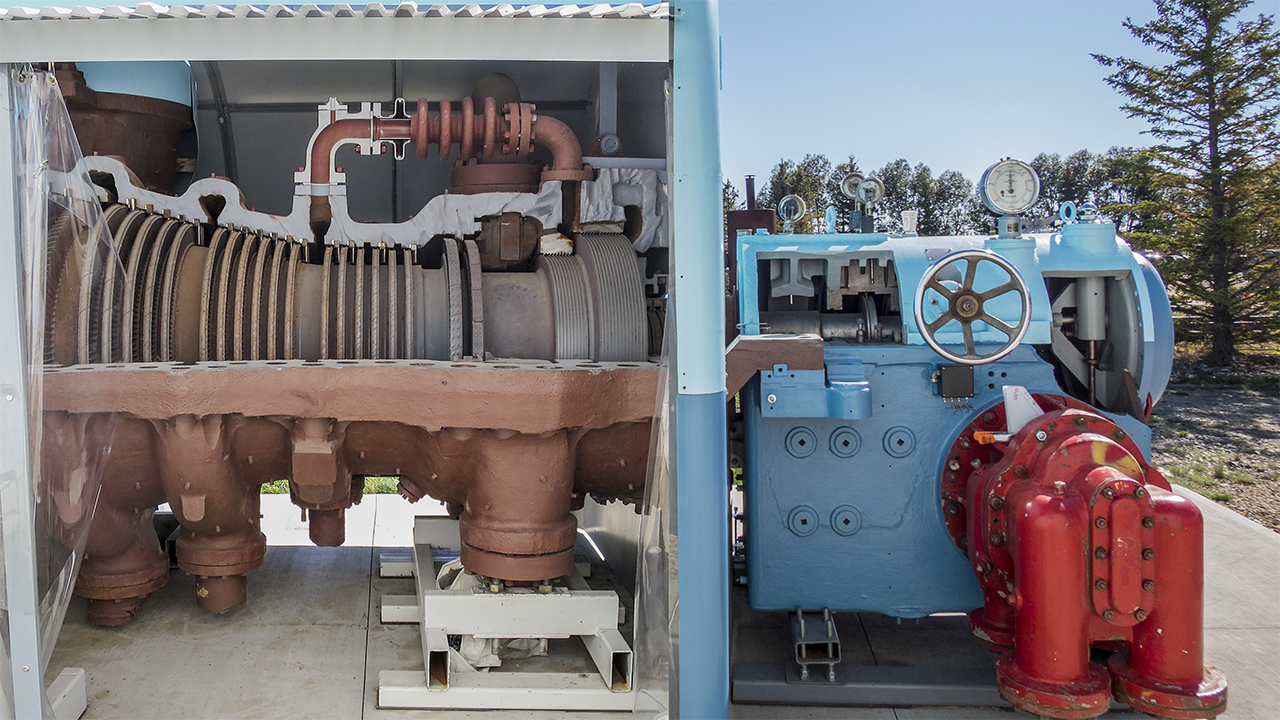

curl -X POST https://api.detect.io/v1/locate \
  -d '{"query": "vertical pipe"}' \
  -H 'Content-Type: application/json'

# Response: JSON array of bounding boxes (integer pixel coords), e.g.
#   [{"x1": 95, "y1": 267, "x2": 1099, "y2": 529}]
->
[
  {"x1": 1132, "y1": 492, "x2": 1206, "y2": 686},
  {"x1": 0, "y1": 66, "x2": 50, "y2": 720},
  {"x1": 745, "y1": 175, "x2": 755, "y2": 210},
  {"x1": 672, "y1": 2, "x2": 729, "y2": 719},
  {"x1": 1012, "y1": 491, "x2": 1091, "y2": 682}
]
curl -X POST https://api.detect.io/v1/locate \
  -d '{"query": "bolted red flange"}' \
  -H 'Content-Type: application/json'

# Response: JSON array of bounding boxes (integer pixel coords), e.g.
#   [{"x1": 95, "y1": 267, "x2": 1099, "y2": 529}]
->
[{"x1": 940, "y1": 394, "x2": 1226, "y2": 719}]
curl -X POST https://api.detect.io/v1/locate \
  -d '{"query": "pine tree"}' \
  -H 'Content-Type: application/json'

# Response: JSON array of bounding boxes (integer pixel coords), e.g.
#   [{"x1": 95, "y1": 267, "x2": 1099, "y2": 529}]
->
[{"x1": 1094, "y1": 0, "x2": 1280, "y2": 362}]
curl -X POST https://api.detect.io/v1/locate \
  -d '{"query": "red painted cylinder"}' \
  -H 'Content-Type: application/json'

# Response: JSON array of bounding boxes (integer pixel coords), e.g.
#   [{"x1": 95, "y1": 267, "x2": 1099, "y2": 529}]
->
[
  {"x1": 1132, "y1": 490, "x2": 1204, "y2": 685},
  {"x1": 1011, "y1": 490, "x2": 1091, "y2": 682}
]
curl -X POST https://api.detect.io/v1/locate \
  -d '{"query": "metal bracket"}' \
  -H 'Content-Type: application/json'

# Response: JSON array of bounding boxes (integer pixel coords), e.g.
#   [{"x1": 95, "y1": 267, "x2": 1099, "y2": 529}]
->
[
  {"x1": 376, "y1": 517, "x2": 635, "y2": 711},
  {"x1": 760, "y1": 363, "x2": 871, "y2": 419},
  {"x1": 792, "y1": 608, "x2": 840, "y2": 682}
]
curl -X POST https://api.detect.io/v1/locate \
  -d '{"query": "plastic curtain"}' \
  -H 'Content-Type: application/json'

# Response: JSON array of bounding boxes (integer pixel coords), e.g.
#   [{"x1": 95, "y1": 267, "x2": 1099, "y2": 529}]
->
[
  {"x1": 631, "y1": 301, "x2": 672, "y2": 718},
  {"x1": 4, "y1": 66, "x2": 121, "y2": 715}
]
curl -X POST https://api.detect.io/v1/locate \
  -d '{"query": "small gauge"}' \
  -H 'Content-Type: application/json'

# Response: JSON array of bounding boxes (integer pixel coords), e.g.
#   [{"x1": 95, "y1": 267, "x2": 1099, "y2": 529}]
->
[
  {"x1": 777, "y1": 194, "x2": 807, "y2": 223},
  {"x1": 839, "y1": 172, "x2": 865, "y2": 200},
  {"x1": 980, "y1": 159, "x2": 1040, "y2": 215},
  {"x1": 857, "y1": 177, "x2": 885, "y2": 206}
]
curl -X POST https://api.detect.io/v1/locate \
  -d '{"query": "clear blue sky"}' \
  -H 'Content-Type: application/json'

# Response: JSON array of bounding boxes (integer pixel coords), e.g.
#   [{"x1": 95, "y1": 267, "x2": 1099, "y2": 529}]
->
[{"x1": 719, "y1": 0, "x2": 1185, "y2": 193}]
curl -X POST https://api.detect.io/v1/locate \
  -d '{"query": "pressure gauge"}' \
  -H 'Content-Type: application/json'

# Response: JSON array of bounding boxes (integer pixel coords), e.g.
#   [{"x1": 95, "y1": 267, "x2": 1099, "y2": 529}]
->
[
  {"x1": 979, "y1": 159, "x2": 1040, "y2": 215},
  {"x1": 839, "y1": 172, "x2": 864, "y2": 200},
  {"x1": 856, "y1": 177, "x2": 885, "y2": 206},
  {"x1": 777, "y1": 194, "x2": 807, "y2": 224}
]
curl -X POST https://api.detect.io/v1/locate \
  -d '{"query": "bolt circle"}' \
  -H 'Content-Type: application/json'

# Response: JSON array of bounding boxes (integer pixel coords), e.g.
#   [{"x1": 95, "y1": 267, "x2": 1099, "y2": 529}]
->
[
  {"x1": 989, "y1": 531, "x2": 1005, "y2": 546},
  {"x1": 1095, "y1": 517, "x2": 1108, "y2": 529},
  {"x1": 1102, "y1": 487, "x2": 1116, "y2": 499},
  {"x1": 1035, "y1": 429, "x2": 1048, "y2": 442},
  {"x1": 1102, "y1": 609, "x2": 1116, "y2": 621},
  {"x1": 1095, "y1": 547, "x2": 1108, "y2": 560},
  {"x1": 785, "y1": 427, "x2": 817, "y2": 458},
  {"x1": 1142, "y1": 548, "x2": 1155, "y2": 560},
  {"x1": 989, "y1": 496, "x2": 1004, "y2": 510},
  {"x1": 831, "y1": 505, "x2": 863, "y2": 536},
  {"x1": 1142, "y1": 579, "x2": 1155, "y2": 591},
  {"x1": 788, "y1": 505, "x2": 820, "y2": 537},
  {"x1": 883, "y1": 426, "x2": 917, "y2": 458},
  {"x1": 1142, "y1": 517, "x2": 1155, "y2": 528},
  {"x1": 1013, "y1": 464, "x2": 1028, "y2": 478},
  {"x1": 1134, "y1": 486, "x2": 1147, "y2": 499},
  {"x1": 829, "y1": 427, "x2": 861, "y2": 458},
  {"x1": 1095, "y1": 579, "x2": 1108, "y2": 591}
]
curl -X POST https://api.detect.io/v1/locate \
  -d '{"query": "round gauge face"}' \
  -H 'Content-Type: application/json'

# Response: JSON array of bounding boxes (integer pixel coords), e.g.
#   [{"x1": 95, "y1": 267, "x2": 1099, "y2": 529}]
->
[
  {"x1": 839, "y1": 172, "x2": 864, "y2": 200},
  {"x1": 777, "y1": 194, "x2": 807, "y2": 223},
  {"x1": 980, "y1": 159, "x2": 1040, "y2": 215},
  {"x1": 857, "y1": 178, "x2": 885, "y2": 205}
]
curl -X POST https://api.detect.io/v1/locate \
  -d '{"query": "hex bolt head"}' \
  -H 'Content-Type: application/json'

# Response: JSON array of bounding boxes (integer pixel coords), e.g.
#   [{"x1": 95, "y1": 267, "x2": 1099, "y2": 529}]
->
[
  {"x1": 1013, "y1": 465, "x2": 1028, "y2": 478},
  {"x1": 1142, "y1": 548, "x2": 1155, "y2": 560},
  {"x1": 959, "y1": 437, "x2": 973, "y2": 450},
  {"x1": 1095, "y1": 579, "x2": 1108, "y2": 591},
  {"x1": 944, "y1": 501, "x2": 962, "y2": 518},
  {"x1": 1143, "y1": 517, "x2": 1155, "y2": 528},
  {"x1": 1102, "y1": 609, "x2": 1116, "y2": 621},
  {"x1": 1095, "y1": 517, "x2": 1108, "y2": 529},
  {"x1": 983, "y1": 412, "x2": 997, "y2": 425},
  {"x1": 488, "y1": 581, "x2": 504, "y2": 593},
  {"x1": 1142, "y1": 579, "x2": 1155, "y2": 591},
  {"x1": 1134, "y1": 608, "x2": 1148, "y2": 621},
  {"x1": 1035, "y1": 430, "x2": 1048, "y2": 442},
  {"x1": 948, "y1": 460, "x2": 961, "y2": 471},
  {"x1": 1102, "y1": 487, "x2": 1115, "y2": 499},
  {"x1": 1094, "y1": 547, "x2": 1108, "y2": 560},
  {"x1": 538, "y1": 582, "x2": 554, "y2": 594},
  {"x1": 1134, "y1": 486, "x2": 1147, "y2": 499},
  {"x1": 989, "y1": 532, "x2": 1005, "y2": 547},
  {"x1": 989, "y1": 496, "x2": 1004, "y2": 510}
]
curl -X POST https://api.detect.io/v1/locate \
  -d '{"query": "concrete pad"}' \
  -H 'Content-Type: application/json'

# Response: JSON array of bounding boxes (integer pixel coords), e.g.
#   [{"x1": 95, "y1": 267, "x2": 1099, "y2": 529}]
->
[{"x1": 1175, "y1": 486, "x2": 1280, "y2": 631}]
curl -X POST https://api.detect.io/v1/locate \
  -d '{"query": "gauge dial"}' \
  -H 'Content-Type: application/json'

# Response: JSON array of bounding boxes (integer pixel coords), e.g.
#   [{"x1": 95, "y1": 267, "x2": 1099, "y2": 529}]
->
[
  {"x1": 839, "y1": 172, "x2": 864, "y2": 200},
  {"x1": 857, "y1": 177, "x2": 885, "y2": 206},
  {"x1": 980, "y1": 159, "x2": 1040, "y2": 215}
]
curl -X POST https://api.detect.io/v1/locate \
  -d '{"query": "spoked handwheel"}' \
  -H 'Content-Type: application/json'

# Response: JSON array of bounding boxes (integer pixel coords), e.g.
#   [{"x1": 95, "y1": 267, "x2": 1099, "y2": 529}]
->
[{"x1": 913, "y1": 250, "x2": 1030, "y2": 365}]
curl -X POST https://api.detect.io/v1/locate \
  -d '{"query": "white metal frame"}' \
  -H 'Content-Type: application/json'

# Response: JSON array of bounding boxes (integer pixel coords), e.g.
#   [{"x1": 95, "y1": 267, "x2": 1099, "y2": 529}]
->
[{"x1": 377, "y1": 517, "x2": 635, "y2": 711}]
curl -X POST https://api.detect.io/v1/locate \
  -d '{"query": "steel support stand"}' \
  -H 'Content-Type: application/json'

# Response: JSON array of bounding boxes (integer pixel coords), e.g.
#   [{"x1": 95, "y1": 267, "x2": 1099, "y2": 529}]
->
[{"x1": 376, "y1": 517, "x2": 635, "y2": 711}]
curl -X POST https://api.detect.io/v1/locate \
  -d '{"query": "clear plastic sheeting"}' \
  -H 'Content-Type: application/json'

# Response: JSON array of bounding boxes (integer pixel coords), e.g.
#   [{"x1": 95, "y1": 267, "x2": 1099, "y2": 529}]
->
[
  {"x1": 631, "y1": 308, "x2": 671, "y2": 717},
  {"x1": 1, "y1": 66, "x2": 122, "y2": 718}
]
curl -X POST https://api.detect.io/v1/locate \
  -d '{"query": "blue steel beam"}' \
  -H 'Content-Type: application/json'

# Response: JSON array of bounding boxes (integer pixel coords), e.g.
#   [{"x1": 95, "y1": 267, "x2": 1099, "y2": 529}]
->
[{"x1": 672, "y1": 1, "x2": 730, "y2": 718}]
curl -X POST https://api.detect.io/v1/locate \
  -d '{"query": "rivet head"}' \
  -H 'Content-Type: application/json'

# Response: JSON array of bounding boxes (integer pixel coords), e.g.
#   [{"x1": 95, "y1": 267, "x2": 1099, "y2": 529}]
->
[
  {"x1": 1013, "y1": 465, "x2": 1028, "y2": 478},
  {"x1": 1102, "y1": 609, "x2": 1116, "y2": 621},
  {"x1": 767, "y1": 394, "x2": 777, "y2": 404},
  {"x1": 943, "y1": 501, "x2": 962, "y2": 518},
  {"x1": 1134, "y1": 608, "x2": 1148, "y2": 621},
  {"x1": 1143, "y1": 517, "x2": 1155, "y2": 528},
  {"x1": 1035, "y1": 430, "x2": 1048, "y2": 442},
  {"x1": 1094, "y1": 547, "x2": 1108, "y2": 560},
  {"x1": 1095, "y1": 579, "x2": 1108, "y2": 591},
  {"x1": 1113, "y1": 428, "x2": 1126, "y2": 441},
  {"x1": 1095, "y1": 517, "x2": 1108, "y2": 529},
  {"x1": 1074, "y1": 416, "x2": 1087, "y2": 429},
  {"x1": 1102, "y1": 487, "x2": 1115, "y2": 499},
  {"x1": 989, "y1": 532, "x2": 1005, "y2": 547},
  {"x1": 1142, "y1": 579, "x2": 1155, "y2": 591},
  {"x1": 1142, "y1": 548, "x2": 1155, "y2": 560},
  {"x1": 989, "y1": 496, "x2": 1004, "y2": 510}
]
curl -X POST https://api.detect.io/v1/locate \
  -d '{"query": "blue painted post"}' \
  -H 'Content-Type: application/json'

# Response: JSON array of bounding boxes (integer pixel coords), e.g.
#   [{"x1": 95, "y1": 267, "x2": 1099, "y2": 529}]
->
[{"x1": 672, "y1": 1, "x2": 730, "y2": 718}]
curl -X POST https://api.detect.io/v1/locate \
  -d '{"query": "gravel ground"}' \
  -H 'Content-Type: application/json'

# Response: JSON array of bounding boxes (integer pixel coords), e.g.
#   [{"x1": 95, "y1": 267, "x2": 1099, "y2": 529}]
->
[{"x1": 1148, "y1": 351, "x2": 1280, "y2": 532}]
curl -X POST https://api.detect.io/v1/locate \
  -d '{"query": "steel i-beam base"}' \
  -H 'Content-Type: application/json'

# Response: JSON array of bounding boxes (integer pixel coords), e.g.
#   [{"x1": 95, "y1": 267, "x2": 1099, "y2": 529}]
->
[{"x1": 376, "y1": 516, "x2": 635, "y2": 711}]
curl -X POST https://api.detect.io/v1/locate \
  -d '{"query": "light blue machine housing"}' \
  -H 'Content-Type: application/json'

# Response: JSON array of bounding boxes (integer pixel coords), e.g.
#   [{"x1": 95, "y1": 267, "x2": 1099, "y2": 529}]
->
[{"x1": 736, "y1": 218, "x2": 1174, "y2": 615}]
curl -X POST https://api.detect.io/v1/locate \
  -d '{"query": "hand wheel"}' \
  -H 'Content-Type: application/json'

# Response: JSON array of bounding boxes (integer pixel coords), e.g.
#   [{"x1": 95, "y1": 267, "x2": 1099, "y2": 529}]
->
[{"x1": 913, "y1": 250, "x2": 1030, "y2": 365}]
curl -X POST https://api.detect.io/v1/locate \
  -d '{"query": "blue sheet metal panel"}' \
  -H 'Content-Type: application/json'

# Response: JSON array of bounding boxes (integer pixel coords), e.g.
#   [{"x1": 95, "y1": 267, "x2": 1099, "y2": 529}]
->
[
  {"x1": 671, "y1": 2, "x2": 730, "y2": 719},
  {"x1": 674, "y1": 392, "x2": 730, "y2": 719},
  {"x1": 744, "y1": 346, "x2": 1061, "y2": 616}
]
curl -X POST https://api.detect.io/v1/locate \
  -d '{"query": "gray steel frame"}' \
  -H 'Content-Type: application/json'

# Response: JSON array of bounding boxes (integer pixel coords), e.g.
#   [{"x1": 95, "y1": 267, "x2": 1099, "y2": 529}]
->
[{"x1": 732, "y1": 662, "x2": 1010, "y2": 708}]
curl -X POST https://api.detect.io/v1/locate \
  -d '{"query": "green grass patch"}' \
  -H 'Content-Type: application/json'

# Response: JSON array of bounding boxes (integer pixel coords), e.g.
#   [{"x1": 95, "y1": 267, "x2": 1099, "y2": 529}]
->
[
  {"x1": 1204, "y1": 491, "x2": 1234, "y2": 502},
  {"x1": 260, "y1": 476, "x2": 401, "y2": 495}
]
